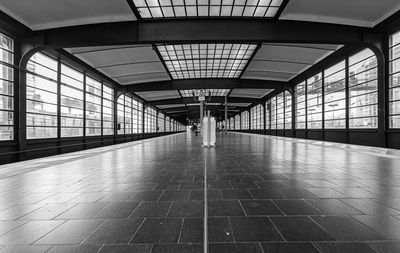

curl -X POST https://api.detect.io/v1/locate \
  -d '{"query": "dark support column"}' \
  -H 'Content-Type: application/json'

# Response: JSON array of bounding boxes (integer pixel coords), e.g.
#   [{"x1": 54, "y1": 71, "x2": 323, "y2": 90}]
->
[
  {"x1": 383, "y1": 38, "x2": 390, "y2": 148},
  {"x1": 15, "y1": 40, "x2": 25, "y2": 161},
  {"x1": 372, "y1": 42, "x2": 387, "y2": 147}
]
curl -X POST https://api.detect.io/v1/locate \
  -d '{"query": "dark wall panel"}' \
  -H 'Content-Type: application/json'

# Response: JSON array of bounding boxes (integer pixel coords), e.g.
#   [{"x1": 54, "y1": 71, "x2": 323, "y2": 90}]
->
[
  {"x1": 388, "y1": 132, "x2": 400, "y2": 149},
  {"x1": 307, "y1": 131, "x2": 323, "y2": 141},
  {"x1": 348, "y1": 132, "x2": 383, "y2": 147},
  {"x1": 0, "y1": 132, "x2": 183, "y2": 165},
  {"x1": 325, "y1": 131, "x2": 347, "y2": 143}
]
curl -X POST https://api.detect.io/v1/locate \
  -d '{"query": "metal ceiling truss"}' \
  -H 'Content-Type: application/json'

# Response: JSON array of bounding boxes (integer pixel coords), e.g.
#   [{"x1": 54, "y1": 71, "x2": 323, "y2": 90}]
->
[
  {"x1": 127, "y1": 78, "x2": 289, "y2": 92},
  {"x1": 151, "y1": 96, "x2": 262, "y2": 106},
  {"x1": 34, "y1": 20, "x2": 380, "y2": 48}
]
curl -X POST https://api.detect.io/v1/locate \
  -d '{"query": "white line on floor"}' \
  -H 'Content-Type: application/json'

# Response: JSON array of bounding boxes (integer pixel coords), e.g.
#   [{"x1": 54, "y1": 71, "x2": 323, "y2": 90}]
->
[{"x1": 204, "y1": 149, "x2": 208, "y2": 253}]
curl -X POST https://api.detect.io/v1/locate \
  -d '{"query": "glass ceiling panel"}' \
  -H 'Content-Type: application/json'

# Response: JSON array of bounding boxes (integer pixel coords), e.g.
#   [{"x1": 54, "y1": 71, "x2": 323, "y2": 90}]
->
[
  {"x1": 131, "y1": 0, "x2": 283, "y2": 18},
  {"x1": 158, "y1": 43, "x2": 257, "y2": 79},
  {"x1": 180, "y1": 89, "x2": 230, "y2": 97},
  {"x1": 187, "y1": 103, "x2": 222, "y2": 106}
]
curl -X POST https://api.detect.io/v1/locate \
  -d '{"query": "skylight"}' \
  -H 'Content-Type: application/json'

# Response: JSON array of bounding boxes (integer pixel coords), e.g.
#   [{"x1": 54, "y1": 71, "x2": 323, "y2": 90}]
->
[
  {"x1": 180, "y1": 89, "x2": 230, "y2": 97},
  {"x1": 187, "y1": 103, "x2": 222, "y2": 106},
  {"x1": 158, "y1": 43, "x2": 257, "y2": 79},
  {"x1": 131, "y1": 0, "x2": 284, "y2": 18}
]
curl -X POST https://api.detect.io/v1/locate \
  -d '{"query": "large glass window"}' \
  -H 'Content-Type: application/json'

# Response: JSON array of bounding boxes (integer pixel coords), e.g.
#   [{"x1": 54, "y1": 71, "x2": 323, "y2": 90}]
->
[
  {"x1": 270, "y1": 97, "x2": 276, "y2": 130},
  {"x1": 234, "y1": 115, "x2": 240, "y2": 130},
  {"x1": 145, "y1": 107, "x2": 157, "y2": 133},
  {"x1": 390, "y1": 31, "x2": 400, "y2": 128},
  {"x1": 26, "y1": 53, "x2": 58, "y2": 139},
  {"x1": 295, "y1": 81, "x2": 306, "y2": 129},
  {"x1": 250, "y1": 106, "x2": 257, "y2": 130},
  {"x1": 85, "y1": 77, "x2": 102, "y2": 136},
  {"x1": 324, "y1": 61, "x2": 346, "y2": 129},
  {"x1": 265, "y1": 100, "x2": 270, "y2": 130},
  {"x1": 252, "y1": 104, "x2": 263, "y2": 129},
  {"x1": 102, "y1": 85, "x2": 114, "y2": 135},
  {"x1": 125, "y1": 96, "x2": 133, "y2": 134},
  {"x1": 241, "y1": 111, "x2": 249, "y2": 130},
  {"x1": 133, "y1": 99, "x2": 143, "y2": 134},
  {"x1": 276, "y1": 93, "x2": 284, "y2": 129},
  {"x1": 0, "y1": 33, "x2": 14, "y2": 141},
  {"x1": 229, "y1": 117, "x2": 234, "y2": 130},
  {"x1": 166, "y1": 116, "x2": 171, "y2": 132},
  {"x1": 158, "y1": 113, "x2": 165, "y2": 132},
  {"x1": 348, "y1": 49, "x2": 378, "y2": 128},
  {"x1": 284, "y1": 91, "x2": 292, "y2": 129},
  {"x1": 307, "y1": 73, "x2": 323, "y2": 129},
  {"x1": 117, "y1": 95, "x2": 125, "y2": 135},
  {"x1": 60, "y1": 64, "x2": 84, "y2": 137}
]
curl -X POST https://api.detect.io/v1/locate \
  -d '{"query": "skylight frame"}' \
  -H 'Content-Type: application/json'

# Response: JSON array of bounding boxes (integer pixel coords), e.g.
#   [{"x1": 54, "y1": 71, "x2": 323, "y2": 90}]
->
[
  {"x1": 130, "y1": 0, "x2": 285, "y2": 19},
  {"x1": 157, "y1": 43, "x2": 257, "y2": 79},
  {"x1": 180, "y1": 89, "x2": 231, "y2": 97}
]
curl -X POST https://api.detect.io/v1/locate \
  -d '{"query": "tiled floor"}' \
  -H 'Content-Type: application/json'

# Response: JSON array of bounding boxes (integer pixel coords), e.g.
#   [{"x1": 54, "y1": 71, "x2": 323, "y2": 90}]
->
[{"x1": 0, "y1": 132, "x2": 400, "y2": 252}]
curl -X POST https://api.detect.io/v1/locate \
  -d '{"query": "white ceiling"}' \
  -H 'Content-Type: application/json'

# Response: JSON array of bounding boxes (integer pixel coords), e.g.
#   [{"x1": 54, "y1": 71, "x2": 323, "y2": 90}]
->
[
  {"x1": 242, "y1": 43, "x2": 342, "y2": 81},
  {"x1": 66, "y1": 45, "x2": 171, "y2": 85},
  {"x1": 0, "y1": 0, "x2": 398, "y2": 31},
  {"x1": 0, "y1": 0, "x2": 136, "y2": 30},
  {"x1": 135, "y1": 90, "x2": 180, "y2": 101},
  {"x1": 280, "y1": 0, "x2": 400, "y2": 27},
  {"x1": 229, "y1": 89, "x2": 274, "y2": 99}
]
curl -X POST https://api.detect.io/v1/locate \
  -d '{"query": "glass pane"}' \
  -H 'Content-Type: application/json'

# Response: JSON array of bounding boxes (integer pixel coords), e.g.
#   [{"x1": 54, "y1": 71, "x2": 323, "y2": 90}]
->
[{"x1": 0, "y1": 126, "x2": 13, "y2": 140}]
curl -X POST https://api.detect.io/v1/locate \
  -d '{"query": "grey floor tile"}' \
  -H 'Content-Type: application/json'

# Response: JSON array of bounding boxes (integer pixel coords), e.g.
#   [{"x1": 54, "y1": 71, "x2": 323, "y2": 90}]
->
[
  {"x1": 83, "y1": 219, "x2": 143, "y2": 244},
  {"x1": 130, "y1": 218, "x2": 183, "y2": 243},
  {"x1": 34, "y1": 219, "x2": 103, "y2": 244}
]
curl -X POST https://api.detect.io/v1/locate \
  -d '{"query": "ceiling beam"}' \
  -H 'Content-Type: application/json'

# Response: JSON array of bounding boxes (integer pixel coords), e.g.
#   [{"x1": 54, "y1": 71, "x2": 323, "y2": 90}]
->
[
  {"x1": 151, "y1": 96, "x2": 258, "y2": 105},
  {"x1": 128, "y1": 78, "x2": 288, "y2": 92},
  {"x1": 34, "y1": 20, "x2": 380, "y2": 48}
]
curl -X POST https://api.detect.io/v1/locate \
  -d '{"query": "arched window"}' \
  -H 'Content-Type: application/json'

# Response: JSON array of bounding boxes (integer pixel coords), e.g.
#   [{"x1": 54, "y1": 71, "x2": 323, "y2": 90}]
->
[
  {"x1": 27, "y1": 52, "x2": 116, "y2": 139},
  {"x1": 26, "y1": 52, "x2": 58, "y2": 139},
  {"x1": 349, "y1": 48, "x2": 378, "y2": 128}
]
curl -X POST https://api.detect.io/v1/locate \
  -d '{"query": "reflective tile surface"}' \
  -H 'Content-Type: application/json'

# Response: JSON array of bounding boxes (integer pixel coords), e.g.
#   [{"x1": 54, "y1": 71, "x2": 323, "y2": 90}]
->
[{"x1": 0, "y1": 132, "x2": 399, "y2": 252}]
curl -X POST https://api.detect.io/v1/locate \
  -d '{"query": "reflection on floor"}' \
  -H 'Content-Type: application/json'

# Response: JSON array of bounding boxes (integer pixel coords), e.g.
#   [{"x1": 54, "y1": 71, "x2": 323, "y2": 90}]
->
[{"x1": 0, "y1": 132, "x2": 399, "y2": 253}]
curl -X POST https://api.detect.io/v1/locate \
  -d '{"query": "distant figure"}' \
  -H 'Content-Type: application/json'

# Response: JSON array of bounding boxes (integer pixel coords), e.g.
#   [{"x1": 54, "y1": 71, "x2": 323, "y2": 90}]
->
[
  {"x1": 192, "y1": 124, "x2": 199, "y2": 136},
  {"x1": 221, "y1": 125, "x2": 225, "y2": 131}
]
